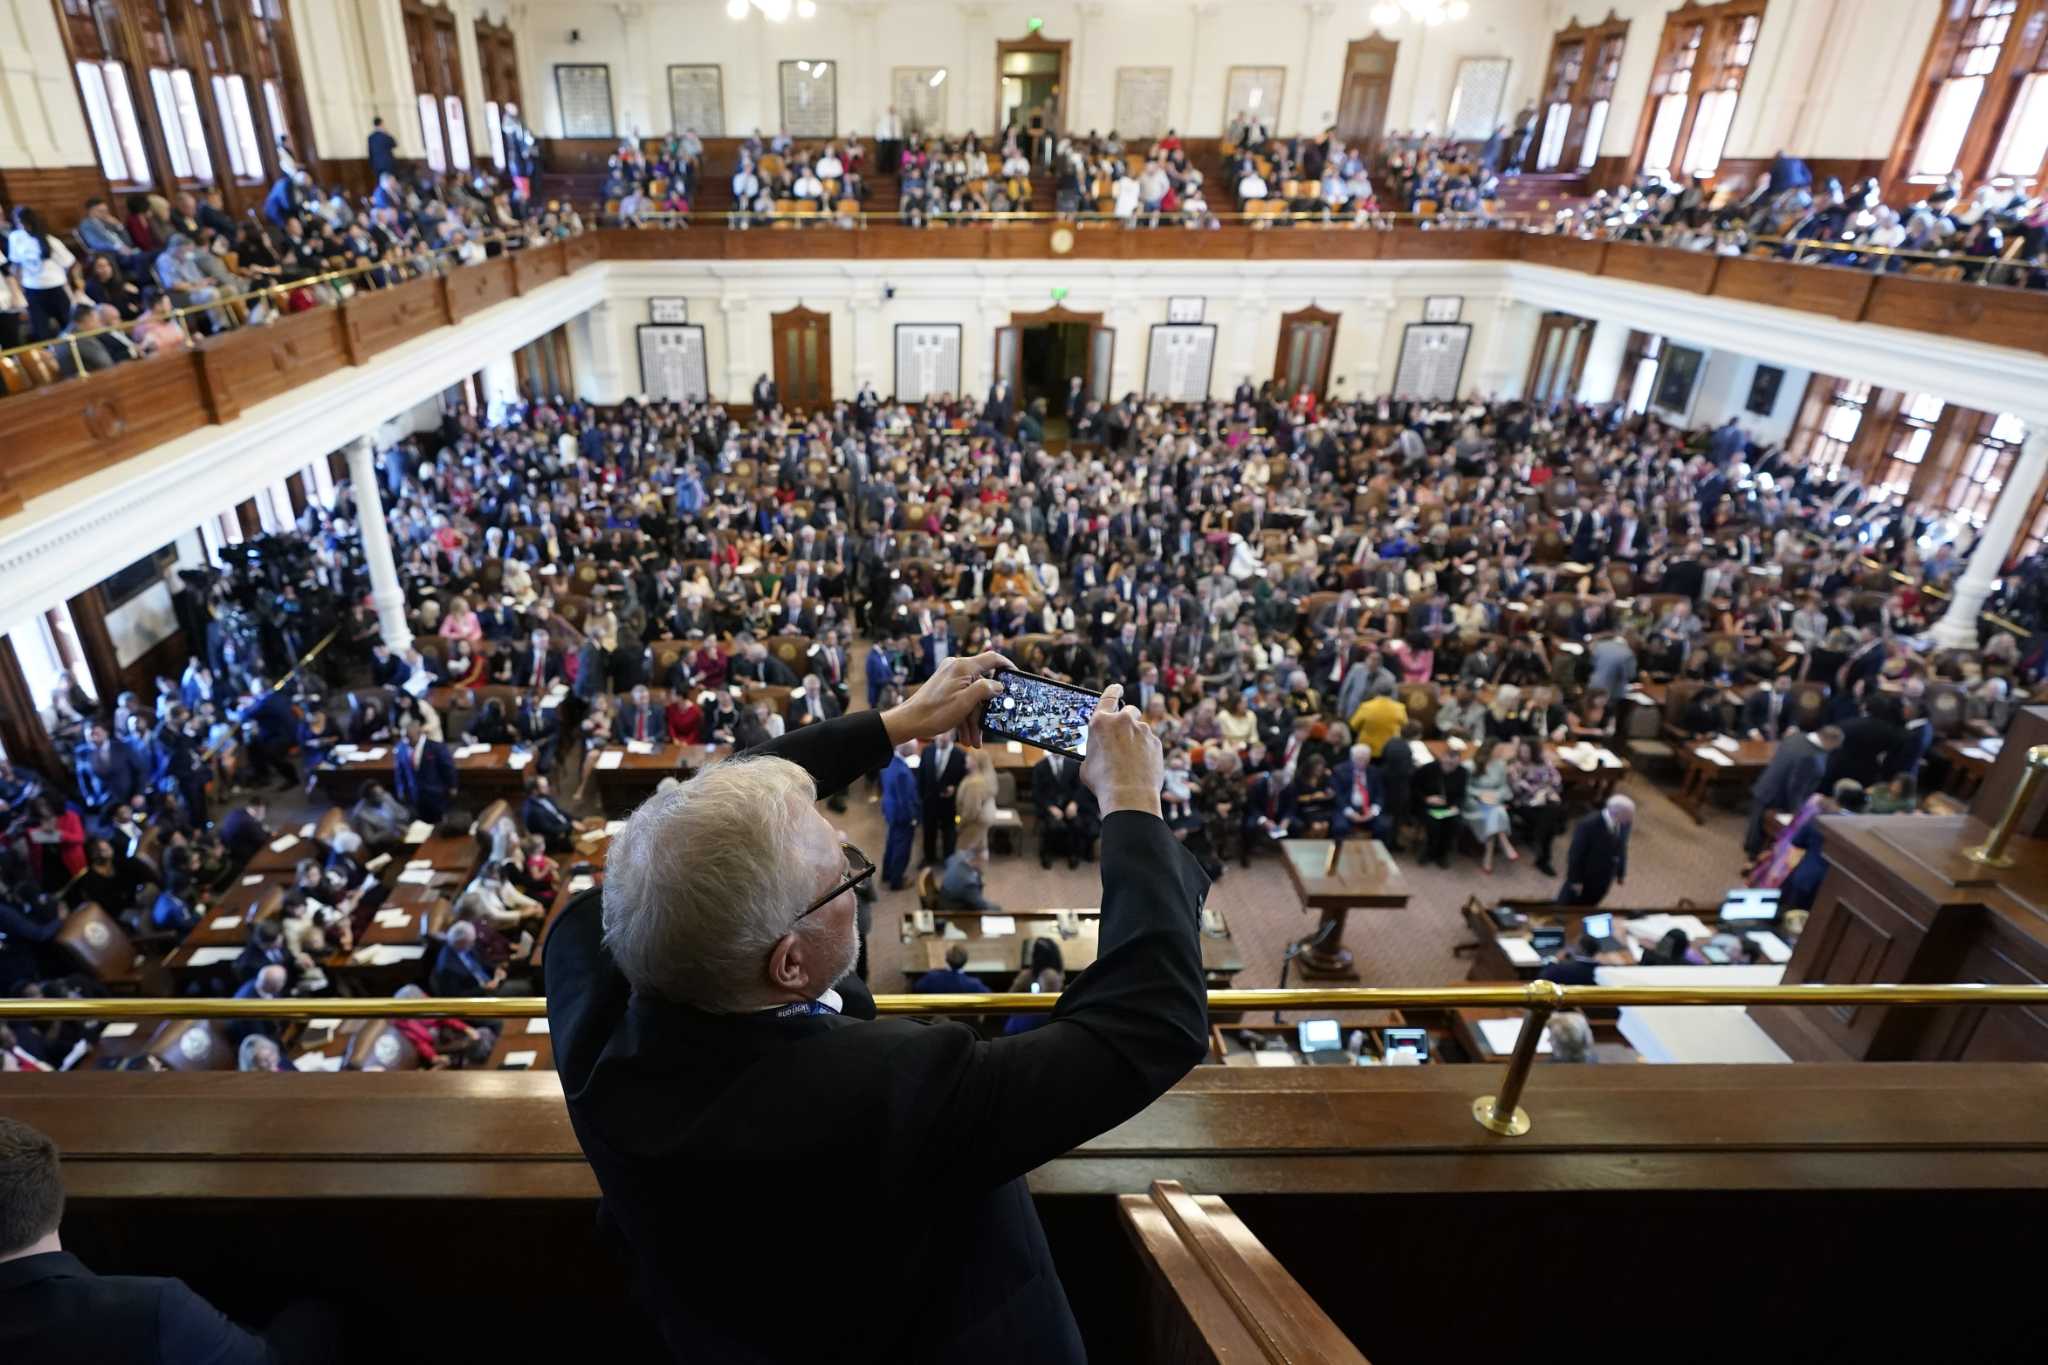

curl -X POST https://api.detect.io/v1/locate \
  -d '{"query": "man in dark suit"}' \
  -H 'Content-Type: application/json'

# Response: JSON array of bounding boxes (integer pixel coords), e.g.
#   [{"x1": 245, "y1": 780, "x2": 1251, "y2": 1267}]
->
[
  {"x1": 430, "y1": 920, "x2": 504, "y2": 997},
  {"x1": 788, "y1": 674, "x2": 841, "y2": 729},
  {"x1": 503, "y1": 629, "x2": 562, "y2": 692},
  {"x1": 918, "y1": 730, "x2": 968, "y2": 866},
  {"x1": 216, "y1": 798, "x2": 270, "y2": 866},
  {"x1": 232, "y1": 686, "x2": 300, "y2": 789},
  {"x1": 546, "y1": 663, "x2": 1206, "y2": 1364},
  {"x1": 369, "y1": 641, "x2": 412, "y2": 689},
  {"x1": 71, "y1": 724, "x2": 142, "y2": 820},
  {"x1": 522, "y1": 774, "x2": 578, "y2": 852},
  {"x1": 1559, "y1": 795, "x2": 1633, "y2": 906},
  {"x1": 983, "y1": 378, "x2": 1015, "y2": 434},
  {"x1": 392, "y1": 719, "x2": 457, "y2": 823},
  {"x1": 1031, "y1": 749, "x2": 1098, "y2": 869},
  {"x1": 366, "y1": 115, "x2": 398, "y2": 178},
  {"x1": 613, "y1": 686, "x2": 668, "y2": 746},
  {"x1": 1328, "y1": 745, "x2": 1389, "y2": 843},
  {"x1": 1825, "y1": 696, "x2": 1907, "y2": 791},
  {"x1": 1741, "y1": 676, "x2": 1794, "y2": 741},
  {"x1": 0, "y1": 1117, "x2": 286, "y2": 1364},
  {"x1": 1744, "y1": 724, "x2": 1840, "y2": 857}
]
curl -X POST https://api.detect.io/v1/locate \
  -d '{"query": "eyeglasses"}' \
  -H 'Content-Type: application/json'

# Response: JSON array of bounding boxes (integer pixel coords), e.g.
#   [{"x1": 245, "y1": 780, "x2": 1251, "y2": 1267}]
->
[{"x1": 795, "y1": 844, "x2": 875, "y2": 923}]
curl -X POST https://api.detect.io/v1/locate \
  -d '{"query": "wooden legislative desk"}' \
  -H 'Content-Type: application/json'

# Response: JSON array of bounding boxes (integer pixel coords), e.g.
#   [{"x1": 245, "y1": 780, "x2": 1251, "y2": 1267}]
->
[
  {"x1": 902, "y1": 916, "x2": 1246, "y2": 988},
  {"x1": 314, "y1": 740, "x2": 722, "y2": 815},
  {"x1": 1278, "y1": 838, "x2": 1409, "y2": 981},
  {"x1": 1673, "y1": 736, "x2": 1775, "y2": 822},
  {"x1": 1757, "y1": 707, "x2": 2048, "y2": 1062}
]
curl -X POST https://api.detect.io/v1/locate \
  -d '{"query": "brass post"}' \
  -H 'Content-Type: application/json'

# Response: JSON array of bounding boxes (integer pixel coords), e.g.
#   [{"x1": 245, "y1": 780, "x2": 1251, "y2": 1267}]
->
[
  {"x1": 1963, "y1": 744, "x2": 2048, "y2": 867},
  {"x1": 1472, "y1": 980, "x2": 1561, "y2": 1136}
]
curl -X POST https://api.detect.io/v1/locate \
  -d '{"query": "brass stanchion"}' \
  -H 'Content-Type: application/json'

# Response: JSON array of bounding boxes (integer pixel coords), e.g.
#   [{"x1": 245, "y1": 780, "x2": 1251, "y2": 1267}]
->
[
  {"x1": 1963, "y1": 744, "x2": 2048, "y2": 868},
  {"x1": 1472, "y1": 980, "x2": 1562, "y2": 1136}
]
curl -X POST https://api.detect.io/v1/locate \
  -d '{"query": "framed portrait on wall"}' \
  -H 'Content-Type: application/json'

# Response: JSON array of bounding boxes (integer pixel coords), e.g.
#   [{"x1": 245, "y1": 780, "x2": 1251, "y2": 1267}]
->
[
  {"x1": 1746, "y1": 364, "x2": 1785, "y2": 417},
  {"x1": 1653, "y1": 344, "x2": 1706, "y2": 416}
]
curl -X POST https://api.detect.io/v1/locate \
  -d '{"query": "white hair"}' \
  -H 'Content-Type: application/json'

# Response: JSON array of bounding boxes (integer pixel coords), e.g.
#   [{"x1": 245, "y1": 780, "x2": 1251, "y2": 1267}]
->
[
  {"x1": 1605, "y1": 794, "x2": 1636, "y2": 821},
  {"x1": 237, "y1": 1035, "x2": 281, "y2": 1070},
  {"x1": 602, "y1": 755, "x2": 820, "y2": 1008},
  {"x1": 329, "y1": 828, "x2": 362, "y2": 856},
  {"x1": 1546, "y1": 1011, "x2": 1595, "y2": 1063}
]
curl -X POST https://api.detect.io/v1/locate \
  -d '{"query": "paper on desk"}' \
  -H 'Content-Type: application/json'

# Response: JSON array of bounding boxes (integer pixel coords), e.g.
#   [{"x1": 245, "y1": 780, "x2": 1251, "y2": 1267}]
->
[
  {"x1": 1784, "y1": 641, "x2": 1807, "y2": 654},
  {"x1": 1499, "y1": 937, "x2": 1542, "y2": 966},
  {"x1": 403, "y1": 672, "x2": 431, "y2": 698},
  {"x1": 1478, "y1": 1017, "x2": 1554, "y2": 1056},
  {"x1": 502, "y1": 1050, "x2": 540, "y2": 1069},
  {"x1": 1695, "y1": 747, "x2": 1733, "y2": 766},
  {"x1": 298, "y1": 822, "x2": 317, "y2": 838},
  {"x1": 597, "y1": 750, "x2": 625, "y2": 769},
  {"x1": 980, "y1": 914, "x2": 1017, "y2": 936},
  {"x1": 358, "y1": 748, "x2": 387, "y2": 761},
  {"x1": 185, "y1": 947, "x2": 243, "y2": 967},
  {"x1": 1712, "y1": 735, "x2": 1740, "y2": 752},
  {"x1": 1006, "y1": 741, "x2": 1023, "y2": 755},
  {"x1": 527, "y1": 1018, "x2": 551, "y2": 1035},
  {"x1": 508, "y1": 752, "x2": 531, "y2": 769},
  {"x1": 1251, "y1": 1050, "x2": 1298, "y2": 1067},
  {"x1": 1962, "y1": 747, "x2": 1993, "y2": 761},
  {"x1": 1627, "y1": 691, "x2": 1657, "y2": 705},
  {"x1": 396, "y1": 868, "x2": 436, "y2": 886},
  {"x1": 1408, "y1": 740, "x2": 1434, "y2": 768},
  {"x1": 210, "y1": 915, "x2": 243, "y2": 932},
  {"x1": 1556, "y1": 641, "x2": 1585, "y2": 655},
  {"x1": 295, "y1": 1053, "x2": 345, "y2": 1072},
  {"x1": 626, "y1": 740, "x2": 655, "y2": 755},
  {"x1": 268, "y1": 834, "x2": 299, "y2": 854},
  {"x1": 539, "y1": 564, "x2": 558, "y2": 574},
  {"x1": 1596, "y1": 748, "x2": 1624, "y2": 769},
  {"x1": 99, "y1": 1021, "x2": 140, "y2": 1039},
  {"x1": 373, "y1": 908, "x2": 414, "y2": 928},
  {"x1": 240, "y1": 874, "x2": 263, "y2": 886},
  {"x1": 1506, "y1": 602, "x2": 1530, "y2": 612},
  {"x1": 365, "y1": 853, "x2": 393, "y2": 872},
  {"x1": 1750, "y1": 930, "x2": 1794, "y2": 964},
  {"x1": 940, "y1": 921, "x2": 968, "y2": 940},
  {"x1": 307, "y1": 1018, "x2": 340, "y2": 1031},
  {"x1": 539, "y1": 697, "x2": 561, "y2": 711},
  {"x1": 1627, "y1": 914, "x2": 1713, "y2": 943},
  {"x1": 403, "y1": 820, "x2": 435, "y2": 843}
]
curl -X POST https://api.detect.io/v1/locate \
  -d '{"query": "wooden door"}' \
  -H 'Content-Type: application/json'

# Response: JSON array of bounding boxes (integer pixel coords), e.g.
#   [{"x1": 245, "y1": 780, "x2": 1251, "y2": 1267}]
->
[
  {"x1": 1336, "y1": 36, "x2": 1398, "y2": 149},
  {"x1": 1274, "y1": 306, "x2": 1340, "y2": 401},
  {"x1": 1525, "y1": 313, "x2": 1593, "y2": 404},
  {"x1": 772, "y1": 306, "x2": 832, "y2": 411}
]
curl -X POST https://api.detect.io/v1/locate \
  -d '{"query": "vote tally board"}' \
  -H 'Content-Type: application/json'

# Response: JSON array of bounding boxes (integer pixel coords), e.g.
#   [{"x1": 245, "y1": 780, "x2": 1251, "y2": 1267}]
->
[
  {"x1": 1144, "y1": 324, "x2": 1217, "y2": 402},
  {"x1": 636, "y1": 325, "x2": 709, "y2": 403},
  {"x1": 1393, "y1": 322, "x2": 1471, "y2": 401},
  {"x1": 894, "y1": 324, "x2": 962, "y2": 403}
]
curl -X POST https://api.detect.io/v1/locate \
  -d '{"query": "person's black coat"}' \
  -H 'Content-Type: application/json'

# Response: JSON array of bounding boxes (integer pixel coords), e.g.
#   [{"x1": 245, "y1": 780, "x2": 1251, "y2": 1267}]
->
[
  {"x1": 544, "y1": 710, "x2": 1210, "y2": 1364},
  {"x1": 523, "y1": 791, "x2": 577, "y2": 850},
  {"x1": 1560, "y1": 810, "x2": 1629, "y2": 905},
  {"x1": 917, "y1": 742, "x2": 969, "y2": 811},
  {"x1": 1825, "y1": 714, "x2": 1907, "y2": 788},
  {"x1": 0, "y1": 1252, "x2": 270, "y2": 1364}
]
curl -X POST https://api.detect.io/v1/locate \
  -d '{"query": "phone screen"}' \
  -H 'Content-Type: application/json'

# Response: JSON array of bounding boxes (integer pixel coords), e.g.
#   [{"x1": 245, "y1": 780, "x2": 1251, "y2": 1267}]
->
[
  {"x1": 1383, "y1": 1027, "x2": 1430, "y2": 1062},
  {"x1": 982, "y1": 669, "x2": 1102, "y2": 759}
]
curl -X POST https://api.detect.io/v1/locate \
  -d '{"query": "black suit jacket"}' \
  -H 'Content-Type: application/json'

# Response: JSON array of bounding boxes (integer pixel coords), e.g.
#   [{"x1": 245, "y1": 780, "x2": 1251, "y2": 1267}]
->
[
  {"x1": 1561, "y1": 811, "x2": 1629, "y2": 905},
  {"x1": 544, "y1": 710, "x2": 1209, "y2": 1363},
  {"x1": 0, "y1": 1251, "x2": 268, "y2": 1365},
  {"x1": 917, "y1": 743, "x2": 968, "y2": 808}
]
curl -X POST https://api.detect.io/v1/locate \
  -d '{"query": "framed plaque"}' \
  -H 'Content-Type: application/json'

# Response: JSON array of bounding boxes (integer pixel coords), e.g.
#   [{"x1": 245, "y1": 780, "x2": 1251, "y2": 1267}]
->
[
  {"x1": 554, "y1": 64, "x2": 616, "y2": 138},
  {"x1": 667, "y1": 65, "x2": 725, "y2": 136}
]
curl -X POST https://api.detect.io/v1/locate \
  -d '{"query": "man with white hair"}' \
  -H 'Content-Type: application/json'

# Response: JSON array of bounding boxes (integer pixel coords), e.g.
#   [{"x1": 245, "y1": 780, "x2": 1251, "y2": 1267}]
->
[
  {"x1": 547, "y1": 653, "x2": 1210, "y2": 1362},
  {"x1": 1559, "y1": 794, "x2": 1633, "y2": 906}
]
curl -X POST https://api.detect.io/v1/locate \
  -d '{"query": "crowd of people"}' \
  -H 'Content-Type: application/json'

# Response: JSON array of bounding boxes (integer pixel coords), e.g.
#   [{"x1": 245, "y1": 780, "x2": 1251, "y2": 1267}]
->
[
  {"x1": 3, "y1": 318, "x2": 2036, "y2": 1071},
  {"x1": 2, "y1": 150, "x2": 580, "y2": 377}
]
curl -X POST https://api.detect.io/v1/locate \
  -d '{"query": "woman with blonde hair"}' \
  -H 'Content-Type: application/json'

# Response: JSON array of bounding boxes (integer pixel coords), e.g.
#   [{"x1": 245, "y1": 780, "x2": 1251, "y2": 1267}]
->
[{"x1": 953, "y1": 746, "x2": 1001, "y2": 854}]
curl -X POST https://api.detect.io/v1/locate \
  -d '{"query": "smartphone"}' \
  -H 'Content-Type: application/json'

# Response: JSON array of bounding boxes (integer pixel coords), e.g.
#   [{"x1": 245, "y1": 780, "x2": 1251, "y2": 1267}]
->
[
  {"x1": 980, "y1": 668, "x2": 1103, "y2": 760},
  {"x1": 1383, "y1": 1027, "x2": 1431, "y2": 1062}
]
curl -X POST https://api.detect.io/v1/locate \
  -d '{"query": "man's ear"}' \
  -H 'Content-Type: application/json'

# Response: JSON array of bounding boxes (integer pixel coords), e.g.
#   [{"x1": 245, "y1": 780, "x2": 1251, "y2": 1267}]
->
[{"x1": 765, "y1": 931, "x2": 807, "y2": 994}]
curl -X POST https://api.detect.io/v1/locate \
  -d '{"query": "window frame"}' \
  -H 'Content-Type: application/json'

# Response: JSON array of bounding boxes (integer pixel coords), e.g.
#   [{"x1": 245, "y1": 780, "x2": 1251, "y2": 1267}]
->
[{"x1": 1887, "y1": 0, "x2": 2048, "y2": 193}]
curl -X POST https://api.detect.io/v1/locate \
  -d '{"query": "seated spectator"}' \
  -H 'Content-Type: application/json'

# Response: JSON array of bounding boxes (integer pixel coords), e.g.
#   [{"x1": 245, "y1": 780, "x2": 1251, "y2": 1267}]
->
[{"x1": 130, "y1": 291, "x2": 189, "y2": 356}]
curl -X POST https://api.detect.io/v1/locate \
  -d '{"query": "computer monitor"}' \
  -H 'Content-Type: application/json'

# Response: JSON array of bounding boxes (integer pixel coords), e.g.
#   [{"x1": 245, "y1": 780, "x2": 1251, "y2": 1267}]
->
[
  {"x1": 1530, "y1": 927, "x2": 1567, "y2": 956},
  {"x1": 1298, "y1": 1018, "x2": 1342, "y2": 1054},
  {"x1": 1720, "y1": 887, "x2": 1781, "y2": 923},
  {"x1": 1383, "y1": 1027, "x2": 1430, "y2": 1062},
  {"x1": 1581, "y1": 912, "x2": 1613, "y2": 941}
]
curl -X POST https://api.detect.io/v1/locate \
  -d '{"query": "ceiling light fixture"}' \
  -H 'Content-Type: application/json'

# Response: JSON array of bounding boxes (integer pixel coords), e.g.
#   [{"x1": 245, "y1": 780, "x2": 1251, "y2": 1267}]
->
[{"x1": 1371, "y1": 0, "x2": 1470, "y2": 26}]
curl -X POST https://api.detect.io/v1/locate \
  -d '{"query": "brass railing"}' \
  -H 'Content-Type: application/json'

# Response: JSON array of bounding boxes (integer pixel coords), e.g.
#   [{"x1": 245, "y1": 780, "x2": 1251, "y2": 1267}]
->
[{"x1": 12, "y1": 982, "x2": 2047, "y2": 1137}]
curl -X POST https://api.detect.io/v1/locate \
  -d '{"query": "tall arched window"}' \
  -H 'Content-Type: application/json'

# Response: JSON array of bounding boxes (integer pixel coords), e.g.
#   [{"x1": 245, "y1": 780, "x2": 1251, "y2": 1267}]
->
[
  {"x1": 1535, "y1": 13, "x2": 1629, "y2": 173},
  {"x1": 1632, "y1": 1, "x2": 1768, "y2": 180},
  {"x1": 1888, "y1": 1, "x2": 2048, "y2": 191}
]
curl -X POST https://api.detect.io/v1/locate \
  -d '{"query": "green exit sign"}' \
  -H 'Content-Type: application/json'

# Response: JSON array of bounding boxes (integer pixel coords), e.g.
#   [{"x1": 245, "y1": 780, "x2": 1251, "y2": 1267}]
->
[
  {"x1": 1051, "y1": 286, "x2": 1068, "y2": 302},
  {"x1": 1027, "y1": 16, "x2": 1044, "y2": 32}
]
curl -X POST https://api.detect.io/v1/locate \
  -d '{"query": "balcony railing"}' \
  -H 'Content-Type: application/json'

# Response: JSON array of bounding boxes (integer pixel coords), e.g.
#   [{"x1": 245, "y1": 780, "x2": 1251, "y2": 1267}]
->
[{"x1": 11, "y1": 981, "x2": 2046, "y2": 1137}]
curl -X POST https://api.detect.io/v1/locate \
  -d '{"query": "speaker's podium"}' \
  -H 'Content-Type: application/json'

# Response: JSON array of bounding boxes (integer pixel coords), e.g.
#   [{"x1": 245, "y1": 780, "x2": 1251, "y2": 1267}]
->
[{"x1": 1754, "y1": 706, "x2": 2048, "y2": 1062}]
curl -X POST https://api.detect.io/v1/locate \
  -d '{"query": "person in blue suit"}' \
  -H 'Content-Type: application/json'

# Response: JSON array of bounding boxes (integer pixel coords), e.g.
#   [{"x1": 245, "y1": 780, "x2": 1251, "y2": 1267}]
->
[
  {"x1": 150, "y1": 874, "x2": 201, "y2": 937},
  {"x1": 232, "y1": 687, "x2": 299, "y2": 789},
  {"x1": 878, "y1": 740, "x2": 920, "y2": 891},
  {"x1": 866, "y1": 636, "x2": 900, "y2": 708},
  {"x1": 72, "y1": 724, "x2": 142, "y2": 819},
  {"x1": 392, "y1": 718, "x2": 458, "y2": 824}
]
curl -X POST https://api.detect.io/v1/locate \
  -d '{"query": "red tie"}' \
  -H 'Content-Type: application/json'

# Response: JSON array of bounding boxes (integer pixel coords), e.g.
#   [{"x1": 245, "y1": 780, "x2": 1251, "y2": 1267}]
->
[
  {"x1": 533, "y1": 658, "x2": 544, "y2": 689},
  {"x1": 637, "y1": 711, "x2": 647, "y2": 742}
]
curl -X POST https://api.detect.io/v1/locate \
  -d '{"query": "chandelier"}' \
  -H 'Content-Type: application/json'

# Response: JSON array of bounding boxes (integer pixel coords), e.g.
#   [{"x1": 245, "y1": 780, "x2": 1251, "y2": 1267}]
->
[
  {"x1": 1370, "y1": 0, "x2": 1471, "y2": 25},
  {"x1": 725, "y1": 0, "x2": 817, "y2": 20}
]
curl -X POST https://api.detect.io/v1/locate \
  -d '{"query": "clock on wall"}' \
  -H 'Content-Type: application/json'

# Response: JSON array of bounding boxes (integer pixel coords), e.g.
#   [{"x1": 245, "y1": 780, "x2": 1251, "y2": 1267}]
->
[
  {"x1": 1423, "y1": 296, "x2": 1463, "y2": 323},
  {"x1": 1049, "y1": 226, "x2": 1075, "y2": 255}
]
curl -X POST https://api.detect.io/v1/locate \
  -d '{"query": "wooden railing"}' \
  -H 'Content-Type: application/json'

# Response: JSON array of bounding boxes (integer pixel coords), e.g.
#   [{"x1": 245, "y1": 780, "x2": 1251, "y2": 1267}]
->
[{"x1": 7, "y1": 223, "x2": 2048, "y2": 518}]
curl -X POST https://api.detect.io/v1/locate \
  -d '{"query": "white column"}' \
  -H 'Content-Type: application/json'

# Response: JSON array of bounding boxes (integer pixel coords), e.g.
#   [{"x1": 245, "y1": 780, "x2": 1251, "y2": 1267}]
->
[
  {"x1": 450, "y1": 0, "x2": 491, "y2": 162},
  {"x1": 352, "y1": 0, "x2": 422, "y2": 155},
  {"x1": 1288, "y1": 2, "x2": 1335, "y2": 136},
  {"x1": 1929, "y1": 430, "x2": 2048, "y2": 649},
  {"x1": 480, "y1": 351, "x2": 520, "y2": 422},
  {"x1": 1226, "y1": 285, "x2": 1263, "y2": 393},
  {"x1": 344, "y1": 437, "x2": 414, "y2": 651},
  {"x1": 721, "y1": 294, "x2": 755, "y2": 404},
  {"x1": 1343, "y1": 302, "x2": 1390, "y2": 402},
  {"x1": 848, "y1": 295, "x2": 882, "y2": 391},
  {"x1": 568, "y1": 301, "x2": 625, "y2": 403}
]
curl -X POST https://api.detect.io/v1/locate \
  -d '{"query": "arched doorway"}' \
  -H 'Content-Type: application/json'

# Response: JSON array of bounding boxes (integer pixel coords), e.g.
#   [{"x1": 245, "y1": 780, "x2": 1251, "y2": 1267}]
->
[
  {"x1": 1274, "y1": 305, "x2": 1340, "y2": 402},
  {"x1": 1336, "y1": 34, "x2": 1398, "y2": 153},
  {"x1": 996, "y1": 306, "x2": 1115, "y2": 439}
]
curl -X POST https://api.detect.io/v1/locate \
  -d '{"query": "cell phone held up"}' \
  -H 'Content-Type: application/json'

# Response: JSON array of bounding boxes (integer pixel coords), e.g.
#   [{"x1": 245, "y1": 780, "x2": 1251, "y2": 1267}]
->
[{"x1": 978, "y1": 668, "x2": 1103, "y2": 761}]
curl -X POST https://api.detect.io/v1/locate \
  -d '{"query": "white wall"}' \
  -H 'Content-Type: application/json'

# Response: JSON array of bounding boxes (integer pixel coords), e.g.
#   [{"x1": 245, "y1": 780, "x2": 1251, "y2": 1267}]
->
[
  {"x1": 1683, "y1": 347, "x2": 1809, "y2": 445},
  {"x1": 581, "y1": 256, "x2": 1518, "y2": 405}
]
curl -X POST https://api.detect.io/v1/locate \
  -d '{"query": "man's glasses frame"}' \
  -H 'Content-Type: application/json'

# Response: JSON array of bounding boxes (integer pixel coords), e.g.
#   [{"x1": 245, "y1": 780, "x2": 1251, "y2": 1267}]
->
[{"x1": 795, "y1": 844, "x2": 875, "y2": 922}]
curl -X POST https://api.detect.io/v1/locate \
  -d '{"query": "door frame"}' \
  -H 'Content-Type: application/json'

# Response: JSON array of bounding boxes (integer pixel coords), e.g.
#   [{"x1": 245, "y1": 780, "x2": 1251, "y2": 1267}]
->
[
  {"x1": 1273, "y1": 305, "x2": 1341, "y2": 400},
  {"x1": 1525, "y1": 312, "x2": 1594, "y2": 404},
  {"x1": 1000, "y1": 305, "x2": 1109, "y2": 402},
  {"x1": 1336, "y1": 34, "x2": 1399, "y2": 148},
  {"x1": 770, "y1": 304, "x2": 833, "y2": 411},
  {"x1": 994, "y1": 32, "x2": 1072, "y2": 134}
]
